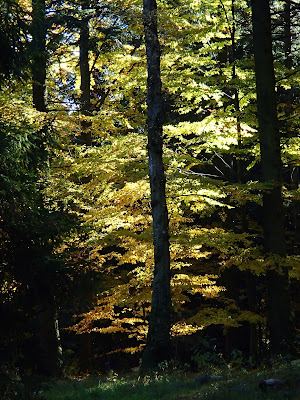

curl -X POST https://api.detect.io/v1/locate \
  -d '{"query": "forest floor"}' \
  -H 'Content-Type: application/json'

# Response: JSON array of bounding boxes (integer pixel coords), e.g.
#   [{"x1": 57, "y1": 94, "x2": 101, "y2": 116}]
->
[{"x1": 42, "y1": 360, "x2": 300, "y2": 400}]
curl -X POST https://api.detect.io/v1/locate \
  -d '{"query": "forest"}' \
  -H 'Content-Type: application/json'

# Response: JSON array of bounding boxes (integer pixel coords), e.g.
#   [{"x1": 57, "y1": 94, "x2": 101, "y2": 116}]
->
[{"x1": 1, "y1": 0, "x2": 300, "y2": 398}]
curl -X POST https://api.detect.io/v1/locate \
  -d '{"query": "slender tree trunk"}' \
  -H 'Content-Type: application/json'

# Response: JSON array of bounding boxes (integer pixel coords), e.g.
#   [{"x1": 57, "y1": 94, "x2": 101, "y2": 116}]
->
[
  {"x1": 36, "y1": 296, "x2": 62, "y2": 376},
  {"x1": 233, "y1": 1, "x2": 258, "y2": 356},
  {"x1": 251, "y1": 0, "x2": 292, "y2": 354},
  {"x1": 231, "y1": 0, "x2": 242, "y2": 184},
  {"x1": 31, "y1": 0, "x2": 47, "y2": 111},
  {"x1": 247, "y1": 272, "x2": 258, "y2": 357},
  {"x1": 31, "y1": 1, "x2": 63, "y2": 371},
  {"x1": 283, "y1": 0, "x2": 293, "y2": 125},
  {"x1": 79, "y1": 0, "x2": 92, "y2": 146},
  {"x1": 284, "y1": 0, "x2": 292, "y2": 70},
  {"x1": 283, "y1": 0, "x2": 296, "y2": 191},
  {"x1": 141, "y1": 0, "x2": 173, "y2": 373},
  {"x1": 79, "y1": 334, "x2": 92, "y2": 372},
  {"x1": 28, "y1": 259, "x2": 63, "y2": 377}
]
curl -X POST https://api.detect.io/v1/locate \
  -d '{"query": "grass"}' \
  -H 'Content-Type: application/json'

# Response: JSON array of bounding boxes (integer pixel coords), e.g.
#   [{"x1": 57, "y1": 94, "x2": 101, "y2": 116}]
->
[
  {"x1": 43, "y1": 361, "x2": 300, "y2": 400},
  {"x1": 43, "y1": 374, "x2": 197, "y2": 400}
]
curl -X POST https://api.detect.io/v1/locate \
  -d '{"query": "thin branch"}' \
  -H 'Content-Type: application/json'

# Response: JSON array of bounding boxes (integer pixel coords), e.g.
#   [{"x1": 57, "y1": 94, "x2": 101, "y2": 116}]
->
[
  {"x1": 213, "y1": 150, "x2": 232, "y2": 170},
  {"x1": 170, "y1": 165, "x2": 222, "y2": 179},
  {"x1": 219, "y1": 0, "x2": 233, "y2": 36},
  {"x1": 276, "y1": 68, "x2": 300, "y2": 83}
]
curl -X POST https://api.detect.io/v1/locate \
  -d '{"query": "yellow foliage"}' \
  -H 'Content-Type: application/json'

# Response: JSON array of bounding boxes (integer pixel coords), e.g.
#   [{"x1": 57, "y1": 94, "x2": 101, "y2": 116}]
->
[
  {"x1": 189, "y1": 307, "x2": 264, "y2": 329},
  {"x1": 171, "y1": 322, "x2": 203, "y2": 336}
]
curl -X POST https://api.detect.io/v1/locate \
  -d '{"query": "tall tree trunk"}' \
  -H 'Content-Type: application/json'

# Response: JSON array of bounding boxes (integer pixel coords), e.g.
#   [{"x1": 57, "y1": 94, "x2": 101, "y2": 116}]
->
[
  {"x1": 140, "y1": 0, "x2": 173, "y2": 373},
  {"x1": 36, "y1": 295, "x2": 62, "y2": 376},
  {"x1": 79, "y1": 0, "x2": 92, "y2": 146},
  {"x1": 283, "y1": 0, "x2": 293, "y2": 126},
  {"x1": 31, "y1": 0, "x2": 47, "y2": 112},
  {"x1": 251, "y1": 0, "x2": 292, "y2": 354},
  {"x1": 231, "y1": 0, "x2": 242, "y2": 184},
  {"x1": 31, "y1": 0, "x2": 63, "y2": 373},
  {"x1": 232, "y1": 0, "x2": 258, "y2": 357},
  {"x1": 29, "y1": 257, "x2": 62, "y2": 377},
  {"x1": 284, "y1": 0, "x2": 292, "y2": 70}
]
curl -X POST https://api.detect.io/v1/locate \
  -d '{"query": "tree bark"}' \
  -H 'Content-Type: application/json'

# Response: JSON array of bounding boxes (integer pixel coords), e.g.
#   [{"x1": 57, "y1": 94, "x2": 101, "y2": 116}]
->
[
  {"x1": 140, "y1": 0, "x2": 173, "y2": 373},
  {"x1": 79, "y1": 0, "x2": 92, "y2": 146},
  {"x1": 251, "y1": 0, "x2": 292, "y2": 354},
  {"x1": 36, "y1": 296, "x2": 62, "y2": 376},
  {"x1": 31, "y1": 0, "x2": 47, "y2": 112},
  {"x1": 231, "y1": 0, "x2": 243, "y2": 184},
  {"x1": 28, "y1": 256, "x2": 63, "y2": 377},
  {"x1": 284, "y1": 0, "x2": 292, "y2": 70}
]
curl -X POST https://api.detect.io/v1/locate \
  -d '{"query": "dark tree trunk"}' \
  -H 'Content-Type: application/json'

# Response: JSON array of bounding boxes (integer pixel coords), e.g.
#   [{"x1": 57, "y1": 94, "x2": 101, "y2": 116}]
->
[
  {"x1": 31, "y1": 0, "x2": 47, "y2": 112},
  {"x1": 246, "y1": 271, "x2": 259, "y2": 357},
  {"x1": 36, "y1": 295, "x2": 62, "y2": 376},
  {"x1": 284, "y1": 0, "x2": 292, "y2": 70},
  {"x1": 231, "y1": 0, "x2": 242, "y2": 184},
  {"x1": 140, "y1": 0, "x2": 173, "y2": 373},
  {"x1": 29, "y1": 258, "x2": 63, "y2": 377},
  {"x1": 251, "y1": 0, "x2": 292, "y2": 354},
  {"x1": 283, "y1": 0, "x2": 293, "y2": 125},
  {"x1": 79, "y1": 334, "x2": 92, "y2": 372},
  {"x1": 13, "y1": 244, "x2": 63, "y2": 377},
  {"x1": 79, "y1": 0, "x2": 92, "y2": 146}
]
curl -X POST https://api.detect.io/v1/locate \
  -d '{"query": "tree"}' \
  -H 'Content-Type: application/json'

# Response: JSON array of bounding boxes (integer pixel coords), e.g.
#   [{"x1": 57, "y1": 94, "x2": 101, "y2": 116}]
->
[
  {"x1": 140, "y1": 0, "x2": 173, "y2": 372},
  {"x1": 79, "y1": 0, "x2": 92, "y2": 145},
  {"x1": 0, "y1": 0, "x2": 28, "y2": 83},
  {"x1": 31, "y1": 0, "x2": 47, "y2": 111},
  {"x1": 251, "y1": 0, "x2": 292, "y2": 354}
]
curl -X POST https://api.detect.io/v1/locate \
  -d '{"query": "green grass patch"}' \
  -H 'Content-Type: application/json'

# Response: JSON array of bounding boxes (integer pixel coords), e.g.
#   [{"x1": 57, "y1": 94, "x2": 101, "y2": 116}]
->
[
  {"x1": 43, "y1": 361, "x2": 300, "y2": 400},
  {"x1": 43, "y1": 374, "x2": 197, "y2": 400}
]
